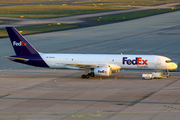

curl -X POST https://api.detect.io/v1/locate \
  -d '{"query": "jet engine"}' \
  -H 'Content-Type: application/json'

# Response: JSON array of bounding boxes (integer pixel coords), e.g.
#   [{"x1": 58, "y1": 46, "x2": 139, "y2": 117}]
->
[{"x1": 94, "y1": 67, "x2": 111, "y2": 76}]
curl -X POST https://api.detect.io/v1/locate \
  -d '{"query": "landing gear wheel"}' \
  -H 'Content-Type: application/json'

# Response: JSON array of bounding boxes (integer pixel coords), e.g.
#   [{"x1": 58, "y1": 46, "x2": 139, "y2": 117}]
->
[
  {"x1": 90, "y1": 73, "x2": 95, "y2": 77},
  {"x1": 81, "y1": 74, "x2": 86, "y2": 78},
  {"x1": 86, "y1": 75, "x2": 89, "y2": 79}
]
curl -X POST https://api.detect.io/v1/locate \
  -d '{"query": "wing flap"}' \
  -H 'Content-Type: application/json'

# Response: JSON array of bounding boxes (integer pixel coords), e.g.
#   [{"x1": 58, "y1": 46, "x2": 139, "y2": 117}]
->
[
  {"x1": 62, "y1": 63, "x2": 121, "y2": 70},
  {"x1": 62, "y1": 63, "x2": 108, "y2": 68}
]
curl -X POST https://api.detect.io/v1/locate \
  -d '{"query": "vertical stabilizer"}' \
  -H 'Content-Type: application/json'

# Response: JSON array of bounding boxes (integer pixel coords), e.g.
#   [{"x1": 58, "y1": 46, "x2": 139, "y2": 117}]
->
[{"x1": 6, "y1": 27, "x2": 39, "y2": 56}]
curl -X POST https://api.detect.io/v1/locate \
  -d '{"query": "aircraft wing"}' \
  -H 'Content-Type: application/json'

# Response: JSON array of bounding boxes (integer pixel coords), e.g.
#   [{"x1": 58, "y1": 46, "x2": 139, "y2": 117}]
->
[{"x1": 62, "y1": 63, "x2": 121, "y2": 70}]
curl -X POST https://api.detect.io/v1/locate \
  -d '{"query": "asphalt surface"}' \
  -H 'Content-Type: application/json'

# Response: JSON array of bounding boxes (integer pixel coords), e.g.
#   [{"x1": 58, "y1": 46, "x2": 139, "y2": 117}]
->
[{"x1": 0, "y1": 4, "x2": 180, "y2": 120}]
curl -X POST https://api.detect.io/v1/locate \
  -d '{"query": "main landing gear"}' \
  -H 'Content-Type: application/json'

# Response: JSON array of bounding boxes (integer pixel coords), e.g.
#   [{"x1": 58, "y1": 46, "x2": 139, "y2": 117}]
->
[
  {"x1": 81, "y1": 73, "x2": 95, "y2": 79},
  {"x1": 81, "y1": 68, "x2": 95, "y2": 79}
]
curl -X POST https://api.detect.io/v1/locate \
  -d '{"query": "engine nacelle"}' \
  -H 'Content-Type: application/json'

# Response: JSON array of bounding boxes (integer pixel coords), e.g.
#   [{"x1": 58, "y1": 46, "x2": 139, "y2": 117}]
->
[{"x1": 94, "y1": 67, "x2": 111, "y2": 76}]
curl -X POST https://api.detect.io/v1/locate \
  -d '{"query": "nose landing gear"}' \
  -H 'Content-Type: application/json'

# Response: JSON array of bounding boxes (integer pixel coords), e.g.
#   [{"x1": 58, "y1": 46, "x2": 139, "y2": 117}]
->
[{"x1": 163, "y1": 70, "x2": 170, "y2": 77}]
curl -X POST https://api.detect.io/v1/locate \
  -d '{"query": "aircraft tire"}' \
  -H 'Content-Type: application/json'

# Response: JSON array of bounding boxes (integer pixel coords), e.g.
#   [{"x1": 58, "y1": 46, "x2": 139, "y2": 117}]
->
[
  {"x1": 81, "y1": 74, "x2": 86, "y2": 78},
  {"x1": 90, "y1": 73, "x2": 95, "y2": 77},
  {"x1": 86, "y1": 75, "x2": 89, "y2": 79}
]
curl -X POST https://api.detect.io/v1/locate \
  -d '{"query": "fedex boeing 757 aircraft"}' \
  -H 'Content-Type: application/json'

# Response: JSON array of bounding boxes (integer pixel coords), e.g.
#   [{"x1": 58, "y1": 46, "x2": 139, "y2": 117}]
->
[{"x1": 2, "y1": 27, "x2": 177, "y2": 78}]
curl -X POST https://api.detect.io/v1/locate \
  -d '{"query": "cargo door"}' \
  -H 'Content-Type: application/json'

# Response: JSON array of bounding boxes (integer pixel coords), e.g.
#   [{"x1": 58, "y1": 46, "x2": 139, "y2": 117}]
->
[{"x1": 156, "y1": 58, "x2": 161, "y2": 69}]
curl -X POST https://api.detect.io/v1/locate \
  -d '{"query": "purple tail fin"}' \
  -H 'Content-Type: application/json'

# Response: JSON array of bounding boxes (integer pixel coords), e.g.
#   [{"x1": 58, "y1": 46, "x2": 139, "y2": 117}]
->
[{"x1": 6, "y1": 27, "x2": 39, "y2": 56}]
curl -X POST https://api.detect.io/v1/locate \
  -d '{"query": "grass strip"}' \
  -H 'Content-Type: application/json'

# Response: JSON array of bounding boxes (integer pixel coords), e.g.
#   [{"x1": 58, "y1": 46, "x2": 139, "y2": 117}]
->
[
  {"x1": 77, "y1": 0, "x2": 180, "y2": 6},
  {"x1": 89, "y1": 8, "x2": 180, "y2": 21},
  {"x1": 0, "y1": 5, "x2": 130, "y2": 19},
  {"x1": 0, "y1": 0, "x2": 60, "y2": 4},
  {"x1": 0, "y1": 24, "x2": 77, "y2": 37},
  {"x1": 1, "y1": 0, "x2": 179, "y2": 6}
]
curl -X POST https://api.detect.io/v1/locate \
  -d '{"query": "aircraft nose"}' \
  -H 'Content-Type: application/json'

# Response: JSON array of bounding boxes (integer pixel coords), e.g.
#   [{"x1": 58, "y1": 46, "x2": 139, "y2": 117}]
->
[{"x1": 173, "y1": 63, "x2": 178, "y2": 69}]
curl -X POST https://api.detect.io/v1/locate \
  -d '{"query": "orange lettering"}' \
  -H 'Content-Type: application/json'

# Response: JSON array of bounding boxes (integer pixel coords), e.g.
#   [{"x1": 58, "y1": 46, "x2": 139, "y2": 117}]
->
[
  {"x1": 142, "y1": 60, "x2": 148, "y2": 65},
  {"x1": 137, "y1": 57, "x2": 142, "y2": 65}
]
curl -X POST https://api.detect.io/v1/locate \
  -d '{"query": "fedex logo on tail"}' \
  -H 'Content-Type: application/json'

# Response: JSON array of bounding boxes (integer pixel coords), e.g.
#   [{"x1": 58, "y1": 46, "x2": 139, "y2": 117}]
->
[
  {"x1": 98, "y1": 70, "x2": 107, "y2": 73},
  {"x1": 123, "y1": 57, "x2": 148, "y2": 65},
  {"x1": 13, "y1": 41, "x2": 27, "y2": 46}
]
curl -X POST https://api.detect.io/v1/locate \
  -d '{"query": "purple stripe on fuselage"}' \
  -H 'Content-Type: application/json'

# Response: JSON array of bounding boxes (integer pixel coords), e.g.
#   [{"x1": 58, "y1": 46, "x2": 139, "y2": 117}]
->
[{"x1": 10, "y1": 54, "x2": 49, "y2": 68}]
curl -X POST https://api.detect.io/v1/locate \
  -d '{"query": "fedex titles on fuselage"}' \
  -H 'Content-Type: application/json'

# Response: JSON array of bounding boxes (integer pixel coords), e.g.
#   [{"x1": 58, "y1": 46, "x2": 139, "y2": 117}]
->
[{"x1": 123, "y1": 57, "x2": 148, "y2": 66}]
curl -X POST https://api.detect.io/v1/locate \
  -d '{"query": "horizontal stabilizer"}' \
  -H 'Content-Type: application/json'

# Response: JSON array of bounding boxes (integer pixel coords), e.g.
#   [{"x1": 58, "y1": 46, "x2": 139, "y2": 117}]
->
[{"x1": 2, "y1": 56, "x2": 29, "y2": 62}]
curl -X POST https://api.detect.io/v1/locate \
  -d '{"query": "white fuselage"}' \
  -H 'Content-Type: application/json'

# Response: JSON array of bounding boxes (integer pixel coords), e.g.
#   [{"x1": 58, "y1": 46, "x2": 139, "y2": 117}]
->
[{"x1": 40, "y1": 54, "x2": 177, "y2": 70}]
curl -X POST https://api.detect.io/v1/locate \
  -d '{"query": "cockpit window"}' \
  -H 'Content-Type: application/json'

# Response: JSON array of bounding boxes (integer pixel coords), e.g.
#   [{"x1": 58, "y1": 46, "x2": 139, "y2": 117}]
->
[{"x1": 166, "y1": 60, "x2": 172, "y2": 63}]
